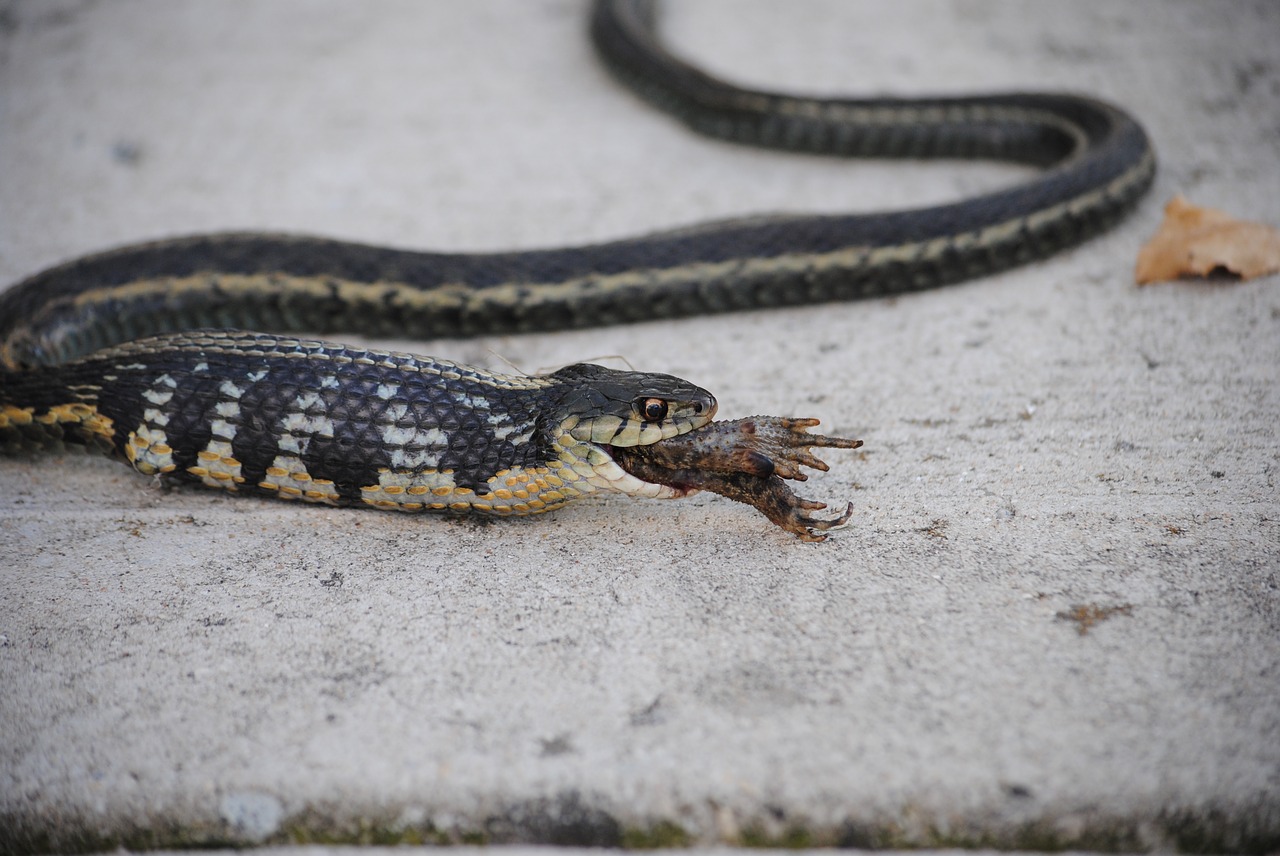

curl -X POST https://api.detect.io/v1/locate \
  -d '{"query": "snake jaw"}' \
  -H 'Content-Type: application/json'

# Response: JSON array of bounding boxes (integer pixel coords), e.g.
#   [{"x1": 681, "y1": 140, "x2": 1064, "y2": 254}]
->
[
  {"x1": 555, "y1": 428, "x2": 712, "y2": 501},
  {"x1": 542, "y1": 362, "x2": 720, "y2": 498},
  {"x1": 554, "y1": 435, "x2": 694, "y2": 500}
]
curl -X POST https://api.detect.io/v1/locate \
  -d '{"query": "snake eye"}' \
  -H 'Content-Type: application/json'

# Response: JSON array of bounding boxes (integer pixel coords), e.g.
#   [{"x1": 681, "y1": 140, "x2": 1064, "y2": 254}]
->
[{"x1": 639, "y1": 397, "x2": 669, "y2": 423}]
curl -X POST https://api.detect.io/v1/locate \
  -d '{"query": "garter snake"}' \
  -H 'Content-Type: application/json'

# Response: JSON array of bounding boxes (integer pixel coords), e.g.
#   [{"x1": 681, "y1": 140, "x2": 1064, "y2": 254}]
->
[{"x1": 0, "y1": 0, "x2": 1155, "y2": 536}]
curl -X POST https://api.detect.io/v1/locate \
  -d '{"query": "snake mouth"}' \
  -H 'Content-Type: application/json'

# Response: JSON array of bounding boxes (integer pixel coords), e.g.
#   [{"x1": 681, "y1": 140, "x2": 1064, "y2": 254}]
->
[
  {"x1": 599, "y1": 394, "x2": 718, "y2": 496},
  {"x1": 603, "y1": 443, "x2": 700, "y2": 497},
  {"x1": 580, "y1": 410, "x2": 718, "y2": 501}
]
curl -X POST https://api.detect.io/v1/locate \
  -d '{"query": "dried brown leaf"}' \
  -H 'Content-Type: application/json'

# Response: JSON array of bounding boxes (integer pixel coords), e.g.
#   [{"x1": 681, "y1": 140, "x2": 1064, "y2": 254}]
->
[{"x1": 1135, "y1": 194, "x2": 1280, "y2": 285}]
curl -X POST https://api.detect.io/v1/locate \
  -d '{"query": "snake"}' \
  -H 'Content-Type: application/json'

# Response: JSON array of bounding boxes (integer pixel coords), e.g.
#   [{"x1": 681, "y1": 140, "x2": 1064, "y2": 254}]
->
[{"x1": 0, "y1": 0, "x2": 1155, "y2": 540}]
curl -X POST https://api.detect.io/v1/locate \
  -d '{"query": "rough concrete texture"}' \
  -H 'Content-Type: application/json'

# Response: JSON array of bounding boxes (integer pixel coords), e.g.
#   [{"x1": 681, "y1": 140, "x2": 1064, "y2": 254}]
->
[{"x1": 1, "y1": 1, "x2": 1278, "y2": 853}]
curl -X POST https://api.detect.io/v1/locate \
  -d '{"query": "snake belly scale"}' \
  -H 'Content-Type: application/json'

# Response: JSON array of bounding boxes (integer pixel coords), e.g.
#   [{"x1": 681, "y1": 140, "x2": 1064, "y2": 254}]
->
[{"x1": 0, "y1": 0, "x2": 1155, "y2": 533}]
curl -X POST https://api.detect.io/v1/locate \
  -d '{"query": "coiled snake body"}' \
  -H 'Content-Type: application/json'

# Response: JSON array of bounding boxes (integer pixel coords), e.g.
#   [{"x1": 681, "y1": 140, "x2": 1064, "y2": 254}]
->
[{"x1": 0, "y1": 0, "x2": 1155, "y2": 539}]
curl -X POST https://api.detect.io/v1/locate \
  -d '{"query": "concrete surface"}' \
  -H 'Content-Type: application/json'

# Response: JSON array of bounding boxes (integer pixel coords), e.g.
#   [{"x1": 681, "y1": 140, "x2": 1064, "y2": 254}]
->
[{"x1": 1, "y1": 0, "x2": 1278, "y2": 853}]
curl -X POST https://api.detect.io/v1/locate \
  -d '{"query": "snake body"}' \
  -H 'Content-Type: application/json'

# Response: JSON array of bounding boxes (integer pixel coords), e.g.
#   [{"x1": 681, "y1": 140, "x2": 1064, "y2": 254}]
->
[
  {"x1": 1, "y1": 329, "x2": 713, "y2": 514},
  {"x1": 0, "y1": 0, "x2": 1155, "y2": 532}
]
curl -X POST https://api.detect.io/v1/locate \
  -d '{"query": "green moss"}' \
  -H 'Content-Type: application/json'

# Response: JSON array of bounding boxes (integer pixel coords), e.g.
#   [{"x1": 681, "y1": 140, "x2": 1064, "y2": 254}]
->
[
  {"x1": 621, "y1": 820, "x2": 692, "y2": 848},
  {"x1": 457, "y1": 829, "x2": 490, "y2": 845},
  {"x1": 736, "y1": 822, "x2": 822, "y2": 849},
  {"x1": 1163, "y1": 806, "x2": 1280, "y2": 855},
  {"x1": 0, "y1": 814, "x2": 249, "y2": 856},
  {"x1": 284, "y1": 815, "x2": 456, "y2": 848},
  {"x1": 3, "y1": 803, "x2": 1277, "y2": 855}
]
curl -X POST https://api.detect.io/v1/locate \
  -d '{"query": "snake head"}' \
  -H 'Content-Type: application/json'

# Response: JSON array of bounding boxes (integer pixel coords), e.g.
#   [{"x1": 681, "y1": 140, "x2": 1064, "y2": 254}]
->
[
  {"x1": 541, "y1": 362, "x2": 717, "y2": 498},
  {"x1": 547, "y1": 362, "x2": 717, "y2": 446}
]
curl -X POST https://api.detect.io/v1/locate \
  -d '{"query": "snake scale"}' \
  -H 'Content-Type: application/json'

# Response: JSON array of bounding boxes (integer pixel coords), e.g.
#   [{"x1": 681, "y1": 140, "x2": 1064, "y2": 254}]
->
[{"x1": 0, "y1": 0, "x2": 1155, "y2": 540}]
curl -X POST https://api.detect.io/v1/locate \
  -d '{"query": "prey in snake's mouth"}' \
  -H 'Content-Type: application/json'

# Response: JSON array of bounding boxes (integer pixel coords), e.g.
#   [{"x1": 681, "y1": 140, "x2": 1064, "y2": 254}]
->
[
  {"x1": 610, "y1": 416, "x2": 863, "y2": 542},
  {"x1": 553, "y1": 364, "x2": 863, "y2": 541}
]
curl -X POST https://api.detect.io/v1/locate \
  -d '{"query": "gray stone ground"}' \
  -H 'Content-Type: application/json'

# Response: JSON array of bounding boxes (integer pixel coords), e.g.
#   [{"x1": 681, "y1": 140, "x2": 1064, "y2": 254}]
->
[{"x1": 1, "y1": 1, "x2": 1278, "y2": 853}]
